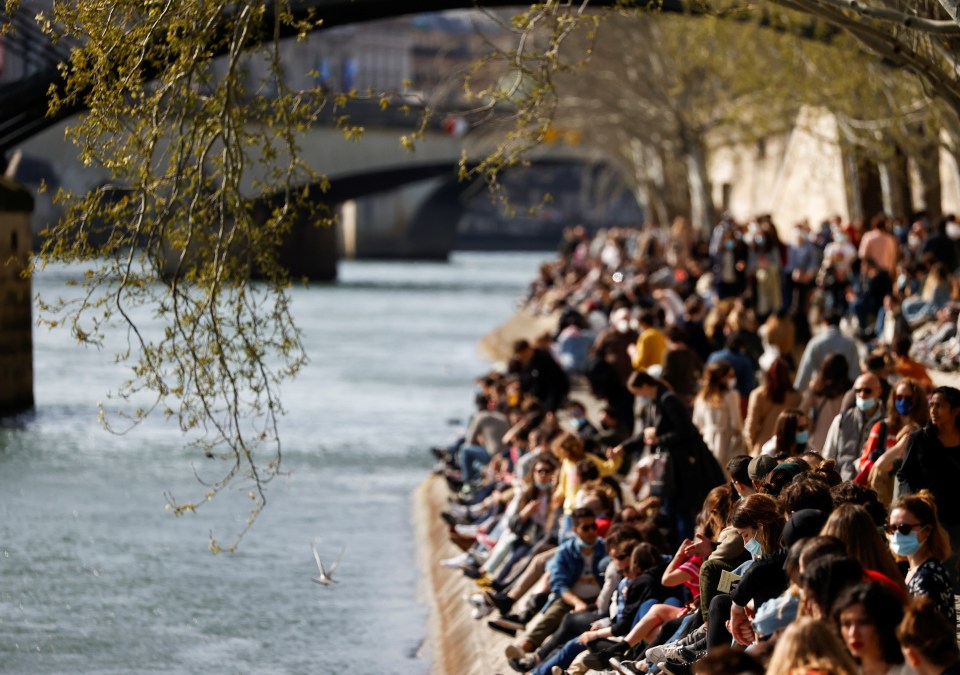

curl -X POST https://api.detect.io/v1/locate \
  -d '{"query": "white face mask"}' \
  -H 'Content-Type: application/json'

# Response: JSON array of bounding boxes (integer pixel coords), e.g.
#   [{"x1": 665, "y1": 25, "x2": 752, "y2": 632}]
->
[
  {"x1": 615, "y1": 320, "x2": 630, "y2": 333},
  {"x1": 727, "y1": 379, "x2": 738, "y2": 391},
  {"x1": 947, "y1": 223, "x2": 960, "y2": 240}
]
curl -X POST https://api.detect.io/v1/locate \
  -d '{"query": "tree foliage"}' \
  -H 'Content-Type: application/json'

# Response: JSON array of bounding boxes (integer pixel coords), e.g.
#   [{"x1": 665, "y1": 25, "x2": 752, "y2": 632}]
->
[
  {"x1": 1, "y1": 0, "x2": 364, "y2": 551},
  {"x1": 458, "y1": 1, "x2": 954, "y2": 228}
]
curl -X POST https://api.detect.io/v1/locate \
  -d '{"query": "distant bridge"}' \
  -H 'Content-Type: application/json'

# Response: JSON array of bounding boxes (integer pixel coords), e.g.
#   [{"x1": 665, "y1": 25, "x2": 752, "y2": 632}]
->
[
  {"x1": 1, "y1": 0, "x2": 638, "y2": 277},
  {"x1": 0, "y1": 0, "x2": 685, "y2": 155}
]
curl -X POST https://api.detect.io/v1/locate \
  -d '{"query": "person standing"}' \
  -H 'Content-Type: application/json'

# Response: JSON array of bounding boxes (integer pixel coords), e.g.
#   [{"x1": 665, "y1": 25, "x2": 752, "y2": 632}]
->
[
  {"x1": 660, "y1": 325, "x2": 702, "y2": 406},
  {"x1": 793, "y1": 311, "x2": 861, "y2": 392},
  {"x1": 692, "y1": 361, "x2": 745, "y2": 468},
  {"x1": 513, "y1": 339, "x2": 570, "y2": 412},
  {"x1": 629, "y1": 310, "x2": 667, "y2": 372},
  {"x1": 622, "y1": 371, "x2": 726, "y2": 542},
  {"x1": 859, "y1": 213, "x2": 900, "y2": 278},
  {"x1": 783, "y1": 221, "x2": 820, "y2": 344},
  {"x1": 897, "y1": 386, "x2": 960, "y2": 590}
]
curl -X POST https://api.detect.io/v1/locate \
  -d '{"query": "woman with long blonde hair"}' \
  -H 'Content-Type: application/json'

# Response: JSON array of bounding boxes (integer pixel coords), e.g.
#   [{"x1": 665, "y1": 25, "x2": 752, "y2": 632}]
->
[{"x1": 766, "y1": 617, "x2": 859, "y2": 675}]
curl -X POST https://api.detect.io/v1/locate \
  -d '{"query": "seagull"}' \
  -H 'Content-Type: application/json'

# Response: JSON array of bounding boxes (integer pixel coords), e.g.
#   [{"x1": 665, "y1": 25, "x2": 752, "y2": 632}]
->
[{"x1": 311, "y1": 542, "x2": 344, "y2": 586}]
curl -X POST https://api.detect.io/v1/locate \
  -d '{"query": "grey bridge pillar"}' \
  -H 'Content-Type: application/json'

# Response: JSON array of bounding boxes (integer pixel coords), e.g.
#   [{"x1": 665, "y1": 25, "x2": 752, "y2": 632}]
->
[{"x1": 0, "y1": 177, "x2": 34, "y2": 414}]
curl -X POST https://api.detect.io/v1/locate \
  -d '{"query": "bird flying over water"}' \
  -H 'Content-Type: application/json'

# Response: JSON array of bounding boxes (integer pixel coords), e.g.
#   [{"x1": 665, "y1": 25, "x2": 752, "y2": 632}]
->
[{"x1": 311, "y1": 542, "x2": 344, "y2": 586}]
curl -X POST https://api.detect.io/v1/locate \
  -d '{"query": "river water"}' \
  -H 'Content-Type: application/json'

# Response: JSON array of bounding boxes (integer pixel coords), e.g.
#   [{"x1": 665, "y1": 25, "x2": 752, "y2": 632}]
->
[{"x1": 0, "y1": 251, "x2": 548, "y2": 674}]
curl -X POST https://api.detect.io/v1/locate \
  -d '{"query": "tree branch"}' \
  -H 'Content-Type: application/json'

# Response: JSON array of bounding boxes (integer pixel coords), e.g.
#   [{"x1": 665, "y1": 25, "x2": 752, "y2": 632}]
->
[{"x1": 811, "y1": 0, "x2": 960, "y2": 33}]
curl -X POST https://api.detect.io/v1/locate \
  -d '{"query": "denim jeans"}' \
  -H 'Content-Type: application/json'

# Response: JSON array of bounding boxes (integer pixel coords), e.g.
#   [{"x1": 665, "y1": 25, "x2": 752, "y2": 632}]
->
[{"x1": 458, "y1": 443, "x2": 490, "y2": 484}]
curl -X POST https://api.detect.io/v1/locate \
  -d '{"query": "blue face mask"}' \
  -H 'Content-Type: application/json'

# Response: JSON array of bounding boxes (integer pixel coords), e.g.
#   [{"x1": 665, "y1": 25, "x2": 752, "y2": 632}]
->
[
  {"x1": 637, "y1": 396, "x2": 651, "y2": 407},
  {"x1": 744, "y1": 536, "x2": 763, "y2": 557},
  {"x1": 534, "y1": 480, "x2": 553, "y2": 491},
  {"x1": 795, "y1": 430, "x2": 809, "y2": 445},
  {"x1": 574, "y1": 535, "x2": 593, "y2": 550},
  {"x1": 725, "y1": 240, "x2": 735, "y2": 250},
  {"x1": 855, "y1": 396, "x2": 877, "y2": 413},
  {"x1": 889, "y1": 530, "x2": 922, "y2": 557},
  {"x1": 895, "y1": 398, "x2": 912, "y2": 416}
]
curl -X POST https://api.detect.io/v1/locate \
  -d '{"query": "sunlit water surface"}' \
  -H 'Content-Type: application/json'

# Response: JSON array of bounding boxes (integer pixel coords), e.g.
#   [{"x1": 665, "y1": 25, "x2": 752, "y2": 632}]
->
[{"x1": 0, "y1": 251, "x2": 548, "y2": 674}]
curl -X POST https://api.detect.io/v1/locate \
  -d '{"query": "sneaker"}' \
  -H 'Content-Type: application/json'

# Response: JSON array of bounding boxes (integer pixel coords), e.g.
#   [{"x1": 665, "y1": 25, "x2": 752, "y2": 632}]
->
[
  {"x1": 439, "y1": 552, "x2": 475, "y2": 569},
  {"x1": 454, "y1": 524, "x2": 480, "y2": 538},
  {"x1": 484, "y1": 590, "x2": 514, "y2": 615},
  {"x1": 471, "y1": 604, "x2": 493, "y2": 620},
  {"x1": 583, "y1": 643, "x2": 627, "y2": 671},
  {"x1": 461, "y1": 564, "x2": 484, "y2": 580},
  {"x1": 658, "y1": 659, "x2": 693, "y2": 675},
  {"x1": 610, "y1": 659, "x2": 648, "y2": 675},
  {"x1": 440, "y1": 511, "x2": 466, "y2": 527},
  {"x1": 654, "y1": 646, "x2": 703, "y2": 674},
  {"x1": 644, "y1": 643, "x2": 682, "y2": 665},
  {"x1": 508, "y1": 653, "x2": 540, "y2": 673},
  {"x1": 504, "y1": 644, "x2": 526, "y2": 661},
  {"x1": 465, "y1": 592, "x2": 487, "y2": 608},
  {"x1": 644, "y1": 627, "x2": 705, "y2": 664}
]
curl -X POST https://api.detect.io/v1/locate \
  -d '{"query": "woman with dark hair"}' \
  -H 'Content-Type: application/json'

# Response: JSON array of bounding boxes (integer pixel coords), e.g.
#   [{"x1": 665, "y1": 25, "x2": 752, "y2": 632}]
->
[
  {"x1": 855, "y1": 377, "x2": 929, "y2": 505},
  {"x1": 745, "y1": 357, "x2": 802, "y2": 454},
  {"x1": 897, "y1": 385, "x2": 960, "y2": 588},
  {"x1": 833, "y1": 582, "x2": 911, "y2": 675},
  {"x1": 888, "y1": 490, "x2": 956, "y2": 624},
  {"x1": 897, "y1": 597, "x2": 960, "y2": 674},
  {"x1": 730, "y1": 493, "x2": 785, "y2": 559},
  {"x1": 759, "y1": 460, "x2": 809, "y2": 497},
  {"x1": 799, "y1": 555, "x2": 865, "y2": 619},
  {"x1": 761, "y1": 408, "x2": 813, "y2": 459},
  {"x1": 623, "y1": 370, "x2": 726, "y2": 542},
  {"x1": 821, "y1": 503, "x2": 907, "y2": 594},
  {"x1": 800, "y1": 352, "x2": 854, "y2": 452},
  {"x1": 692, "y1": 361, "x2": 745, "y2": 468}
]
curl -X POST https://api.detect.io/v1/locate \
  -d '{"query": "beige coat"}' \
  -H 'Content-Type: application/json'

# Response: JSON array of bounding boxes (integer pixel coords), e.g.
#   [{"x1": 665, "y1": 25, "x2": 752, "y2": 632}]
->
[
  {"x1": 744, "y1": 386, "x2": 802, "y2": 455},
  {"x1": 692, "y1": 390, "x2": 745, "y2": 469}
]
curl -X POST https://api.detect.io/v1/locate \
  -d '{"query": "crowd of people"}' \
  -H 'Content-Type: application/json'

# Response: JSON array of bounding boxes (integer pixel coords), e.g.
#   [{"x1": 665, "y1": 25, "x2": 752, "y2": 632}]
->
[{"x1": 431, "y1": 214, "x2": 960, "y2": 675}]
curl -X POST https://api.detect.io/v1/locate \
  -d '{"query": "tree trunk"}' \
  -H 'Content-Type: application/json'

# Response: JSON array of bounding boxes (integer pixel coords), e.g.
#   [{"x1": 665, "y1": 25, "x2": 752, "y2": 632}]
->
[
  {"x1": 630, "y1": 138, "x2": 669, "y2": 226},
  {"x1": 681, "y1": 131, "x2": 715, "y2": 234},
  {"x1": 915, "y1": 143, "x2": 944, "y2": 224}
]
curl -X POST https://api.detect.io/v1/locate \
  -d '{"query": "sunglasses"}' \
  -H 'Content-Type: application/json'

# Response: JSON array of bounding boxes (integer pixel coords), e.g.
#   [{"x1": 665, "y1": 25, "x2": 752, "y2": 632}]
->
[
  {"x1": 854, "y1": 388, "x2": 874, "y2": 395},
  {"x1": 578, "y1": 523, "x2": 598, "y2": 532},
  {"x1": 885, "y1": 522, "x2": 925, "y2": 536},
  {"x1": 534, "y1": 468, "x2": 555, "y2": 475},
  {"x1": 895, "y1": 394, "x2": 911, "y2": 401}
]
